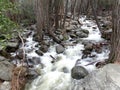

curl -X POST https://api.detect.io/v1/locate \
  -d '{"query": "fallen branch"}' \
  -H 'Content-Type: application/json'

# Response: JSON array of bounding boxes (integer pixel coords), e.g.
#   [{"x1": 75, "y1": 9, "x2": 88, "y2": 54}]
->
[{"x1": 18, "y1": 32, "x2": 26, "y2": 65}]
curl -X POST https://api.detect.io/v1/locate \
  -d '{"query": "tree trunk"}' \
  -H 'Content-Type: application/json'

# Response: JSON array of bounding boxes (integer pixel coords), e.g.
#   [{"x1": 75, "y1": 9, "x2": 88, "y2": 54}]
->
[
  {"x1": 35, "y1": 0, "x2": 45, "y2": 41},
  {"x1": 108, "y1": 0, "x2": 120, "y2": 63}
]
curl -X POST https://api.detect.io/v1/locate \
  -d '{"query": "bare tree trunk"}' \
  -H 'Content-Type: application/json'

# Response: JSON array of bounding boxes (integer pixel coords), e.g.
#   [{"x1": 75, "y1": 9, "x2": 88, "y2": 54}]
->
[
  {"x1": 35, "y1": 0, "x2": 45, "y2": 41},
  {"x1": 62, "y1": 0, "x2": 69, "y2": 28},
  {"x1": 108, "y1": 0, "x2": 120, "y2": 63},
  {"x1": 90, "y1": 0, "x2": 101, "y2": 32}
]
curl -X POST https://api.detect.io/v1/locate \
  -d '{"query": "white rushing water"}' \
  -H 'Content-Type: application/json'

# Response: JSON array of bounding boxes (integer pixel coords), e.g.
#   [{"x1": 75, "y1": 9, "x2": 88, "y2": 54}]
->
[{"x1": 25, "y1": 16, "x2": 109, "y2": 90}]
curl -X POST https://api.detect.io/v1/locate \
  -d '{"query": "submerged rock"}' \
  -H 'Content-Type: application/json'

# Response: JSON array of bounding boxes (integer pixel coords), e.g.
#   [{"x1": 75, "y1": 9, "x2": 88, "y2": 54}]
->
[
  {"x1": 73, "y1": 64, "x2": 120, "y2": 90},
  {"x1": 71, "y1": 66, "x2": 89, "y2": 80},
  {"x1": 56, "y1": 45, "x2": 65, "y2": 54},
  {"x1": 0, "y1": 61, "x2": 14, "y2": 81}
]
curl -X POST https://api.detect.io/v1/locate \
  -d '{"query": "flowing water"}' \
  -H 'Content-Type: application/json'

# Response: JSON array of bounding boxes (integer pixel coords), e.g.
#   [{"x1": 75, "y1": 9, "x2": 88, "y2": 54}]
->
[{"x1": 24, "y1": 16, "x2": 109, "y2": 90}]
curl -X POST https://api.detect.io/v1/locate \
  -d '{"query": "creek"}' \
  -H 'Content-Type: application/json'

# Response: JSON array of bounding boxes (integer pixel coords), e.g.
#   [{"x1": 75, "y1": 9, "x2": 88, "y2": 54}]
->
[{"x1": 22, "y1": 16, "x2": 109, "y2": 90}]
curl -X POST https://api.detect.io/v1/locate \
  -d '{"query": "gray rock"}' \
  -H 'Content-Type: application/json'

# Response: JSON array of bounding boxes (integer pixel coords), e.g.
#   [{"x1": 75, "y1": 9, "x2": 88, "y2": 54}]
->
[
  {"x1": 39, "y1": 45, "x2": 49, "y2": 53},
  {"x1": 76, "y1": 31, "x2": 88, "y2": 38},
  {"x1": 72, "y1": 64, "x2": 120, "y2": 90},
  {"x1": 56, "y1": 45, "x2": 65, "y2": 54},
  {"x1": 0, "y1": 61, "x2": 14, "y2": 81},
  {"x1": 81, "y1": 29, "x2": 89, "y2": 34},
  {"x1": 35, "y1": 50, "x2": 43, "y2": 56},
  {"x1": 27, "y1": 68, "x2": 40, "y2": 81},
  {"x1": 28, "y1": 57, "x2": 41, "y2": 65},
  {"x1": 0, "y1": 81, "x2": 11, "y2": 90},
  {"x1": 0, "y1": 56, "x2": 6, "y2": 61},
  {"x1": 101, "y1": 29, "x2": 112, "y2": 40},
  {"x1": 63, "y1": 34, "x2": 69, "y2": 40},
  {"x1": 71, "y1": 20, "x2": 78, "y2": 25},
  {"x1": 84, "y1": 43, "x2": 93, "y2": 51},
  {"x1": 6, "y1": 41, "x2": 19, "y2": 52},
  {"x1": 64, "y1": 22, "x2": 69, "y2": 27},
  {"x1": 70, "y1": 34, "x2": 77, "y2": 38},
  {"x1": 59, "y1": 35, "x2": 64, "y2": 40},
  {"x1": 66, "y1": 25, "x2": 76, "y2": 32},
  {"x1": 71, "y1": 66, "x2": 89, "y2": 80},
  {"x1": 16, "y1": 49, "x2": 23, "y2": 59},
  {"x1": 62, "y1": 67, "x2": 69, "y2": 73}
]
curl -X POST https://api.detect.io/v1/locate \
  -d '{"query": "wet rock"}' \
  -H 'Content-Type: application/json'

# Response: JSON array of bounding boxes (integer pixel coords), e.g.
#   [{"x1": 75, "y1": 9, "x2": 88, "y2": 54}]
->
[
  {"x1": 81, "y1": 29, "x2": 89, "y2": 35},
  {"x1": 74, "y1": 64, "x2": 120, "y2": 90},
  {"x1": 56, "y1": 45, "x2": 65, "y2": 54},
  {"x1": 62, "y1": 67, "x2": 69, "y2": 73},
  {"x1": 70, "y1": 34, "x2": 77, "y2": 38},
  {"x1": 95, "y1": 49, "x2": 102, "y2": 53},
  {"x1": 63, "y1": 34, "x2": 69, "y2": 40},
  {"x1": 64, "y1": 22, "x2": 69, "y2": 27},
  {"x1": 0, "y1": 50, "x2": 11, "y2": 59},
  {"x1": 71, "y1": 20, "x2": 78, "y2": 25},
  {"x1": 39, "y1": 45, "x2": 49, "y2": 53},
  {"x1": 16, "y1": 49, "x2": 23, "y2": 59},
  {"x1": 59, "y1": 35, "x2": 64, "y2": 40},
  {"x1": 28, "y1": 57, "x2": 41, "y2": 65},
  {"x1": 5, "y1": 41, "x2": 19, "y2": 53},
  {"x1": 76, "y1": 31, "x2": 88, "y2": 38},
  {"x1": 33, "y1": 34, "x2": 39, "y2": 42},
  {"x1": 35, "y1": 50, "x2": 43, "y2": 56},
  {"x1": 66, "y1": 25, "x2": 76, "y2": 32},
  {"x1": 27, "y1": 68, "x2": 40, "y2": 80},
  {"x1": 84, "y1": 43, "x2": 93, "y2": 51},
  {"x1": 101, "y1": 29, "x2": 112, "y2": 40},
  {"x1": 0, "y1": 81, "x2": 11, "y2": 90},
  {"x1": 0, "y1": 56, "x2": 6, "y2": 61},
  {"x1": 0, "y1": 61, "x2": 14, "y2": 81},
  {"x1": 71, "y1": 66, "x2": 89, "y2": 79}
]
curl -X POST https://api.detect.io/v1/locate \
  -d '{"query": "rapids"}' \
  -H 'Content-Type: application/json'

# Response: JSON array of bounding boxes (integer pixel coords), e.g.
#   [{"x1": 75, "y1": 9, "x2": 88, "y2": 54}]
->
[{"x1": 24, "y1": 16, "x2": 109, "y2": 90}]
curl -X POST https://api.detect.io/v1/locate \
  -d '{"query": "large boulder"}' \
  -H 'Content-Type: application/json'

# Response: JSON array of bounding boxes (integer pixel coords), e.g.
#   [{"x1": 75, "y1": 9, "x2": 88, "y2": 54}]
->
[
  {"x1": 0, "y1": 61, "x2": 14, "y2": 81},
  {"x1": 56, "y1": 45, "x2": 65, "y2": 54},
  {"x1": 72, "y1": 64, "x2": 120, "y2": 90},
  {"x1": 71, "y1": 66, "x2": 89, "y2": 80}
]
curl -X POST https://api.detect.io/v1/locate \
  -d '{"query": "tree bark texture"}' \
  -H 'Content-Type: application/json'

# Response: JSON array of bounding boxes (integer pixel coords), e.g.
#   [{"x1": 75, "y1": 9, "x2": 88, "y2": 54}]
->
[{"x1": 108, "y1": 0, "x2": 120, "y2": 63}]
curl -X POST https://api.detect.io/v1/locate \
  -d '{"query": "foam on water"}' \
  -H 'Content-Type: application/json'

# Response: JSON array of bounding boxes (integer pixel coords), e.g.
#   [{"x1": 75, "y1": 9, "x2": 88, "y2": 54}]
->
[{"x1": 25, "y1": 16, "x2": 109, "y2": 90}]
